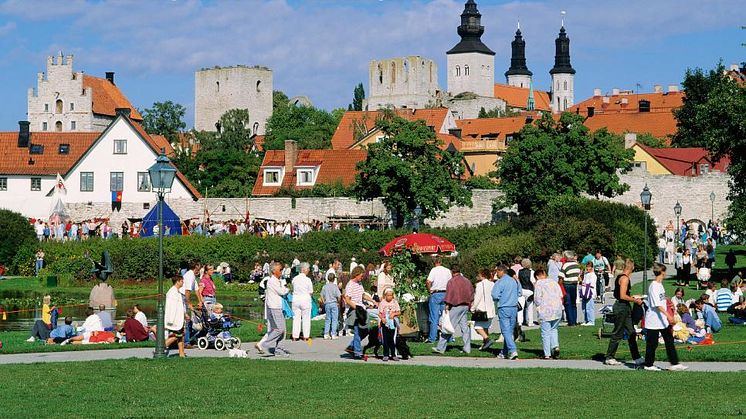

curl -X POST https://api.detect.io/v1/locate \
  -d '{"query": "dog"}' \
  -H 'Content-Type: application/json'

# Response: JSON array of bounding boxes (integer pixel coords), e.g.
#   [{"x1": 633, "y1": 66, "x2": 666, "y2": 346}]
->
[
  {"x1": 362, "y1": 325, "x2": 413, "y2": 360},
  {"x1": 229, "y1": 348, "x2": 249, "y2": 358}
]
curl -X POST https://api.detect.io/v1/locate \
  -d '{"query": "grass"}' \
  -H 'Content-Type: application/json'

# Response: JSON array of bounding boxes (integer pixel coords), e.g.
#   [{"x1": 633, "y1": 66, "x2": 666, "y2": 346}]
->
[
  {"x1": 0, "y1": 358, "x2": 742, "y2": 418},
  {"x1": 716, "y1": 245, "x2": 746, "y2": 271}
]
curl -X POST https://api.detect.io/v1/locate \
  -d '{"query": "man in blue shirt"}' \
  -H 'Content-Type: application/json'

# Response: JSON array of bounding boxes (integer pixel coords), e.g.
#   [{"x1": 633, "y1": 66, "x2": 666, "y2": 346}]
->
[
  {"x1": 47, "y1": 316, "x2": 76, "y2": 344},
  {"x1": 491, "y1": 265, "x2": 520, "y2": 360},
  {"x1": 695, "y1": 299, "x2": 722, "y2": 333}
]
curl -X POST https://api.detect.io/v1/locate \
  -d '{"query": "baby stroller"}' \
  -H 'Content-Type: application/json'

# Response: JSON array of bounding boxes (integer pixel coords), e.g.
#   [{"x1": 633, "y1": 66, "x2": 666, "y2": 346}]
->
[
  {"x1": 597, "y1": 305, "x2": 616, "y2": 338},
  {"x1": 194, "y1": 307, "x2": 242, "y2": 351}
]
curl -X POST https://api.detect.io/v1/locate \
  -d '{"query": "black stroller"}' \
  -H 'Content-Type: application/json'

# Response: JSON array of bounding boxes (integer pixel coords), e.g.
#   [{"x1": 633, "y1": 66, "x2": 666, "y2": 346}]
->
[{"x1": 193, "y1": 306, "x2": 242, "y2": 351}]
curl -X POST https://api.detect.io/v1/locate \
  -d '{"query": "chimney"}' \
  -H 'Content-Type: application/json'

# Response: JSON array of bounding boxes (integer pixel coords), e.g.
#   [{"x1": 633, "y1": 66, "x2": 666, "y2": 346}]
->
[
  {"x1": 624, "y1": 133, "x2": 637, "y2": 149},
  {"x1": 115, "y1": 108, "x2": 131, "y2": 118},
  {"x1": 593, "y1": 88, "x2": 601, "y2": 97},
  {"x1": 602, "y1": 96, "x2": 610, "y2": 105},
  {"x1": 284, "y1": 140, "x2": 298, "y2": 173},
  {"x1": 106, "y1": 72, "x2": 115, "y2": 84},
  {"x1": 587, "y1": 106, "x2": 595, "y2": 117},
  {"x1": 668, "y1": 84, "x2": 679, "y2": 93},
  {"x1": 448, "y1": 128, "x2": 462, "y2": 139},
  {"x1": 654, "y1": 84, "x2": 662, "y2": 93},
  {"x1": 18, "y1": 121, "x2": 30, "y2": 148},
  {"x1": 621, "y1": 97, "x2": 629, "y2": 106},
  {"x1": 611, "y1": 88, "x2": 620, "y2": 96}
]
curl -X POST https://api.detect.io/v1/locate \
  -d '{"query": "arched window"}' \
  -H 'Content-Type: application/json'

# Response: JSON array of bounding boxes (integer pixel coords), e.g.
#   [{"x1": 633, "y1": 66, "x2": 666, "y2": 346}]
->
[
  {"x1": 216, "y1": 81, "x2": 220, "y2": 92},
  {"x1": 564, "y1": 81, "x2": 568, "y2": 91},
  {"x1": 378, "y1": 64, "x2": 383, "y2": 84},
  {"x1": 55, "y1": 99, "x2": 63, "y2": 113},
  {"x1": 564, "y1": 98, "x2": 568, "y2": 110},
  {"x1": 391, "y1": 62, "x2": 396, "y2": 83},
  {"x1": 256, "y1": 80, "x2": 261, "y2": 92},
  {"x1": 55, "y1": 121, "x2": 62, "y2": 132},
  {"x1": 429, "y1": 63, "x2": 433, "y2": 83},
  {"x1": 403, "y1": 59, "x2": 410, "y2": 82},
  {"x1": 464, "y1": 65, "x2": 469, "y2": 76},
  {"x1": 455, "y1": 66, "x2": 460, "y2": 77},
  {"x1": 69, "y1": 102, "x2": 74, "y2": 111}
]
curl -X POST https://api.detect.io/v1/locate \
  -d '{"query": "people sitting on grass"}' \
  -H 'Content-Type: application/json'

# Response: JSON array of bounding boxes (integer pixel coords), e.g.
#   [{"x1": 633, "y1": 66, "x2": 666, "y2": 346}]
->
[
  {"x1": 46, "y1": 316, "x2": 76, "y2": 344},
  {"x1": 671, "y1": 287, "x2": 687, "y2": 308},
  {"x1": 694, "y1": 298, "x2": 722, "y2": 333},
  {"x1": 59, "y1": 307, "x2": 114, "y2": 345},
  {"x1": 727, "y1": 300, "x2": 746, "y2": 325},
  {"x1": 677, "y1": 304, "x2": 703, "y2": 337},
  {"x1": 97, "y1": 304, "x2": 114, "y2": 331},
  {"x1": 27, "y1": 295, "x2": 55, "y2": 342},
  {"x1": 714, "y1": 279, "x2": 735, "y2": 312},
  {"x1": 121, "y1": 309, "x2": 149, "y2": 342}
]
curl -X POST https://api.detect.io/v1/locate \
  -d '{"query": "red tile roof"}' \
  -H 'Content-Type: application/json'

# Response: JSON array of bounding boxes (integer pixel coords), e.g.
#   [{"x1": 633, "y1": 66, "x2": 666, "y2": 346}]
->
[
  {"x1": 0, "y1": 132, "x2": 99, "y2": 176},
  {"x1": 253, "y1": 135, "x2": 265, "y2": 152},
  {"x1": 493, "y1": 83, "x2": 551, "y2": 111},
  {"x1": 637, "y1": 144, "x2": 730, "y2": 176},
  {"x1": 583, "y1": 111, "x2": 678, "y2": 139},
  {"x1": 252, "y1": 149, "x2": 367, "y2": 196},
  {"x1": 570, "y1": 91, "x2": 684, "y2": 116},
  {"x1": 331, "y1": 108, "x2": 450, "y2": 149},
  {"x1": 456, "y1": 116, "x2": 534, "y2": 142},
  {"x1": 82, "y1": 75, "x2": 143, "y2": 120}
]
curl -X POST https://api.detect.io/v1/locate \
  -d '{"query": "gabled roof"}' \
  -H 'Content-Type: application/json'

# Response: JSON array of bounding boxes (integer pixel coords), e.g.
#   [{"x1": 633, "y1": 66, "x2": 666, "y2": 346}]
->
[
  {"x1": 0, "y1": 131, "x2": 99, "y2": 176},
  {"x1": 456, "y1": 116, "x2": 534, "y2": 141},
  {"x1": 583, "y1": 111, "x2": 677, "y2": 139},
  {"x1": 570, "y1": 91, "x2": 684, "y2": 116},
  {"x1": 252, "y1": 149, "x2": 367, "y2": 196},
  {"x1": 82, "y1": 75, "x2": 143, "y2": 120},
  {"x1": 636, "y1": 143, "x2": 730, "y2": 177},
  {"x1": 331, "y1": 108, "x2": 450, "y2": 150},
  {"x1": 493, "y1": 84, "x2": 551, "y2": 111}
]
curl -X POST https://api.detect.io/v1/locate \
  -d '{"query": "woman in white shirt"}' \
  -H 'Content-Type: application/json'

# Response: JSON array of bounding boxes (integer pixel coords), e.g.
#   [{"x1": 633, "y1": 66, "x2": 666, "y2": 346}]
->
[
  {"x1": 643, "y1": 263, "x2": 687, "y2": 371},
  {"x1": 291, "y1": 263, "x2": 314, "y2": 341},
  {"x1": 471, "y1": 268, "x2": 496, "y2": 351},
  {"x1": 377, "y1": 262, "x2": 395, "y2": 298}
]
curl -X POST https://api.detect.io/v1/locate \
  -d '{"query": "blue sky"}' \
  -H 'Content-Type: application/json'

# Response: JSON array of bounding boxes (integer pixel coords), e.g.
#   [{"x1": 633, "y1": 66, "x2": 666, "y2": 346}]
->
[{"x1": 0, "y1": 0, "x2": 744, "y2": 129}]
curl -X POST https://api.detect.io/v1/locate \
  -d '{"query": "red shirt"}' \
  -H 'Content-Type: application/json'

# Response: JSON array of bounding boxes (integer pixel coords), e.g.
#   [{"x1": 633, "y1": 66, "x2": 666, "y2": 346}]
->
[
  {"x1": 444, "y1": 274, "x2": 474, "y2": 307},
  {"x1": 200, "y1": 275, "x2": 216, "y2": 297},
  {"x1": 123, "y1": 318, "x2": 148, "y2": 342}
]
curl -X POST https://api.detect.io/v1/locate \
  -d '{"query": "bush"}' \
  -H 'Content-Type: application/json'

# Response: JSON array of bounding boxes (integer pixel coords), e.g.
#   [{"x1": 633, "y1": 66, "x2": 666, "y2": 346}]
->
[
  {"x1": 0, "y1": 209, "x2": 37, "y2": 273},
  {"x1": 456, "y1": 233, "x2": 540, "y2": 278}
]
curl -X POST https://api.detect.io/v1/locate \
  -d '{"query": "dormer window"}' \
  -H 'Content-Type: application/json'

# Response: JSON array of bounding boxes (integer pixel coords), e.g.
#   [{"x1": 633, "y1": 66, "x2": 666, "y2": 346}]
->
[
  {"x1": 296, "y1": 167, "x2": 317, "y2": 186},
  {"x1": 30, "y1": 144, "x2": 44, "y2": 154},
  {"x1": 263, "y1": 168, "x2": 283, "y2": 186},
  {"x1": 59, "y1": 144, "x2": 70, "y2": 154}
]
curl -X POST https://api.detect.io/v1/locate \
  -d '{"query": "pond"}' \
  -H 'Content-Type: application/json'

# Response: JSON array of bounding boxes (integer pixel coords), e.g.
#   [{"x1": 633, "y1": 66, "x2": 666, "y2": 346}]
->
[{"x1": 0, "y1": 293, "x2": 264, "y2": 332}]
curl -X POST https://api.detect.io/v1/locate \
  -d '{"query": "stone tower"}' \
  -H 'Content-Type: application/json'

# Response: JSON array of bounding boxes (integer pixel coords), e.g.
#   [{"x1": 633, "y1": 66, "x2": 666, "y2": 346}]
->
[
  {"x1": 549, "y1": 25, "x2": 575, "y2": 113},
  {"x1": 446, "y1": 0, "x2": 495, "y2": 98},
  {"x1": 194, "y1": 65, "x2": 272, "y2": 135},
  {"x1": 364, "y1": 56, "x2": 439, "y2": 110},
  {"x1": 504, "y1": 24, "x2": 532, "y2": 88}
]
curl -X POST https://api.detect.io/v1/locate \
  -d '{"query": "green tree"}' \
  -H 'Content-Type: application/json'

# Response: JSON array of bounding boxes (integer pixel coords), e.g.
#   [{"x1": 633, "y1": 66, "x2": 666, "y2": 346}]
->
[
  {"x1": 634, "y1": 132, "x2": 669, "y2": 148},
  {"x1": 0, "y1": 209, "x2": 36, "y2": 273},
  {"x1": 273, "y1": 90, "x2": 289, "y2": 112},
  {"x1": 478, "y1": 106, "x2": 520, "y2": 118},
  {"x1": 264, "y1": 104, "x2": 339, "y2": 150},
  {"x1": 464, "y1": 175, "x2": 499, "y2": 190},
  {"x1": 140, "y1": 101, "x2": 187, "y2": 143},
  {"x1": 671, "y1": 63, "x2": 727, "y2": 147},
  {"x1": 496, "y1": 112, "x2": 634, "y2": 215},
  {"x1": 349, "y1": 83, "x2": 365, "y2": 111},
  {"x1": 354, "y1": 114, "x2": 472, "y2": 227}
]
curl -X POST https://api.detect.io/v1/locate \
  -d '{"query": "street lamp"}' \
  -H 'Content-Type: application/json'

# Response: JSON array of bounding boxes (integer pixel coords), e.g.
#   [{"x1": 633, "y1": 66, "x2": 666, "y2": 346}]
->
[
  {"x1": 148, "y1": 148, "x2": 177, "y2": 359},
  {"x1": 709, "y1": 192, "x2": 715, "y2": 224},
  {"x1": 674, "y1": 201, "x2": 682, "y2": 246},
  {"x1": 640, "y1": 184, "x2": 652, "y2": 292}
]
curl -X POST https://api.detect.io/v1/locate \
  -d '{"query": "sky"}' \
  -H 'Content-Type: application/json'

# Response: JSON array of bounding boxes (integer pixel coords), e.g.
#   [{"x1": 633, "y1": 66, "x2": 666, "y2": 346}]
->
[{"x1": 0, "y1": 0, "x2": 744, "y2": 129}]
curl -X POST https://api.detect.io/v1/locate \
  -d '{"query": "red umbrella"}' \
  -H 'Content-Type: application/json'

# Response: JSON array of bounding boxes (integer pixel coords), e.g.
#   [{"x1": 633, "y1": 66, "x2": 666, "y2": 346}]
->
[{"x1": 379, "y1": 233, "x2": 456, "y2": 257}]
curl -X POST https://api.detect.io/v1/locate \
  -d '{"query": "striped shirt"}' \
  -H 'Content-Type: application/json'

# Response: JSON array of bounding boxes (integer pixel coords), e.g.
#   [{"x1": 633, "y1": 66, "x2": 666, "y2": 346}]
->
[
  {"x1": 715, "y1": 289, "x2": 734, "y2": 312},
  {"x1": 344, "y1": 280, "x2": 365, "y2": 308},
  {"x1": 559, "y1": 261, "x2": 581, "y2": 284}
]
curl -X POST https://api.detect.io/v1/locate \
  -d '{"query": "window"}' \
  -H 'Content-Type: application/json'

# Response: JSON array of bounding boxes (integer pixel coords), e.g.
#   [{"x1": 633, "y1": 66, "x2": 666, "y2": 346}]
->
[
  {"x1": 455, "y1": 66, "x2": 460, "y2": 77},
  {"x1": 700, "y1": 164, "x2": 710, "y2": 175},
  {"x1": 70, "y1": 121, "x2": 76, "y2": 130},
  {"x1": 137, "y1": 172, "x2": 151, "y2": 192},
  {"x1": 55, "y1": 121, "x2": 62, "y2": 132},
  {"x1": 59, "y1": 144, "x2": 69, "y2": 154},
  {"x1": 44, "y1": 104, "x2": 49, "y2": 112},
  {"x1": 0, "y1": 177, "x2": 6, "y2": 191},
  {"x1": 263, "y1": 169, "x2": 281, "y2": 186},
  {"x1": 256, "y1": 80, "x2": 261, "y2": 92},
  {"x1": 31, "y1": 178, "x2": 41, "y2": 191},
  {"x1": 505, "y1": 135, "x2": 514, "y2": 145},
  {"x1": 564, "y1": 81, "x2": 568, "y2": 90},
  {"x1": 464, "y1": 65, "x2": 469, "y2": 76},
  {"x1": 113, "y1": 139, "x2": 127, "y2": 154},
  {"x1": 216, "y1": 81, "x2": 220, "y2": 92},
  {"x1": 30, "y1": 144, "x2": 44, "y2": 154},
  {"x1": 80, "y1": 172, "x2": 94, "y2": 192},
  {"x1": 391, "y1": 62, "x2": 396, "y2": 83},
  {"x1": 564, "y1": 98, "x2": 568, "y2": 110},
  {"x1": 42, "y1": 122, "x2": 48, "y2": 131},
  {"x1": 110, "y1": 172, "x2": 124, "y2": 192},
  {"x1": 55, "y1": 99, "x2": 63, "y2": 113},
  {"x1": 297, "y1": 168, "x2": 315, "y2": 186},
  {"x1": 69, "y1": 102, "x2": 74, "y2": 111}
]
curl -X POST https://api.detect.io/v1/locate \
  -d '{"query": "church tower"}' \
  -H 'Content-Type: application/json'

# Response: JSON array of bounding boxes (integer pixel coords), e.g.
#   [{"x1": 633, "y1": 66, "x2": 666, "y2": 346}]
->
[
  {"x1": 549, "y1": 23, "x2": 575, "y2": 113},
  {"x1": 446, "y1": 0, "x2": 495, "y2": 97},
  {"x1": 505, "y1": 23, "x2": 532, "y2": 88}
]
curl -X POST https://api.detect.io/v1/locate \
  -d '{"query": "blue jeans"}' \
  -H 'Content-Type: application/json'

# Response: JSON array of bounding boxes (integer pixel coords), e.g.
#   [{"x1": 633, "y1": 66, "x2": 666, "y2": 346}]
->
[
  {"x1": 428, "y1": 292, "x2": 446, "y2": 342},
  {"x1": 352, "y1": 324, "x2": 367, "y2": 356},
  {"x1": 324, "y1": 303, "x2": 339, "y2": 336},
  {"x1": 35, "y1": 260, "x2": 43, "y2": 276},
  {"x1": 498, "y1": 306, "x2": 518, "y2": 356},
  {"x1": 564, "y1": 283, "x2": 578, "y2": 326},
  {"x1": 540, "y1": 319, "x2": 560, "y2": 357},
  {"x1": 582, "y1": 298, "x2": 595, "y2": 324}
]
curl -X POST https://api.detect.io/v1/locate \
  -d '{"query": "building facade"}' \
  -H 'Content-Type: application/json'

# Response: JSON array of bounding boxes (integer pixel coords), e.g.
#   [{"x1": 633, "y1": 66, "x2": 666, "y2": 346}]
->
[
  {"x1": 549, "y1": 27, "x2": 576, "y2": 113},
  {"x1": 364, "y1": 56, "x2": 439, "y2": 110}
]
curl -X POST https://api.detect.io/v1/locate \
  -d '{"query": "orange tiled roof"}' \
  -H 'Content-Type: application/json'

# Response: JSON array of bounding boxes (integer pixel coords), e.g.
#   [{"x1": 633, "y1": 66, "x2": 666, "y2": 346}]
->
[
  {"x1": 0, "y1": 131, "x2": 99, "y2": 176},
  {"x1": 82, "y1": 75, "x2": 143, "y2": 120},
  {"x1": 331, "y1": 108, "x2": 450, "y2": 150},
  {"x1": 493, "y1": 83, "x2": 551, "y2": 111},
  {"x1": 582, "y1": 111, "x2": 678, "y2": 139},
  {"x1": 726, "y1": 67, "x2": 746, "y2": 86},
  {"x1": 570, "y1": 91, "x2": 684, "y2": 116},
  {"x1": 637, "y1": 144, "x2": 730, "y2": 177},
  {"x1": 253, "y1": 135, "x2": 265, "y2": 151},
  {"x1": 252, "y1": 149, "x2": 367, "y2": 196},
  {"x1": 456, "y1": 116, "x2": 534, "y2": 142}
]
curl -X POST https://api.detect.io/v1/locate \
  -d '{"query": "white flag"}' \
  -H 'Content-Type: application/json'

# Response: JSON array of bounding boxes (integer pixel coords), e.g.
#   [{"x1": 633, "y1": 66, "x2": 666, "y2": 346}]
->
[{"x1": 56, "y1": 173, "x2": 67, "y2": 195}]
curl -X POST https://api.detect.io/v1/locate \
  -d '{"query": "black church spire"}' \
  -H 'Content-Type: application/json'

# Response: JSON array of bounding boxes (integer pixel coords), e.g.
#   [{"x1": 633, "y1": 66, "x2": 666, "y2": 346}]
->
[
  {"x1": 505, "y1": 26, "x2": 532, "y2": 78},
  {"x1": 549, "y1": 26, "x2": 575, "y2": 75},
  {"x1": 446, "y1": 0, "x2": 495, "y2": 56}
]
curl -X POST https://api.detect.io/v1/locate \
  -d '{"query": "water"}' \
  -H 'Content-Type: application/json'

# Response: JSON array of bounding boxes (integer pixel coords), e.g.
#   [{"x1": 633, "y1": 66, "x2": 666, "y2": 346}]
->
[{"x1": 0, "y1": 296, "x2": 264, "y2": 332}]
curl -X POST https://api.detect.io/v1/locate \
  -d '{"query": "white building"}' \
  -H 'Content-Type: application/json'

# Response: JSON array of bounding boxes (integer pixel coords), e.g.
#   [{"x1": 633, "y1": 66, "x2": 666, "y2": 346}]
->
[
  {"x1": 549, "y1": 26, "x2": 576, "y2": 112},
  {"x1": 0, "y1": 113, "x2": 200, "y2": 221},
  {"x1": 364, "y1": 56, "x2": 439, "y2": 110},
  {"x1": 27, "y1": 53, "x2": 142, "y2": 133}
]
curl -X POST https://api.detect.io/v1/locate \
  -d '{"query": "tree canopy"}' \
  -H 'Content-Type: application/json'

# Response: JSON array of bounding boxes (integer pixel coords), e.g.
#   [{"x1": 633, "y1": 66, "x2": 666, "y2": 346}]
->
[
  {"x1": 671, "y1": 63, "x2": 727, "y2": 148},
  {"x1": 496, "y1": 112, "x2": 634, "y2": 215},
  {"x1": 353, "y1": 113, "x2": 472, "y2": 227},
  {"x1": 349, "y1": 83, "x2": 365, "y2": 111},
  {"x1": 140, "y1": 101, "x2": 186, "y2": 143},
  {"x1": 634, "y1": 132, "x2": 669, "y2": 148},
  {"x1": 264, "y1": 91, "x2": 341, "y2": 150}
]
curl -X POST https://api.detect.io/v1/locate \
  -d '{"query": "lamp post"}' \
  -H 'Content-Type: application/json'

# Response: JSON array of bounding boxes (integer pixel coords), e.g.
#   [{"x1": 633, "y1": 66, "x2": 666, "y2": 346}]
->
[
  {"x1": 709, "y1": 192, "x2": 715, "y2": 224},
  {"x1": 640, "y1": 184, "x2": 652, "y2": 292},
  {"x1": 674, "y1": 201, "x2": 682, "y2": 246},
  {"x1": 148, "y1": 148, "x2": 177, "y2": 359}
]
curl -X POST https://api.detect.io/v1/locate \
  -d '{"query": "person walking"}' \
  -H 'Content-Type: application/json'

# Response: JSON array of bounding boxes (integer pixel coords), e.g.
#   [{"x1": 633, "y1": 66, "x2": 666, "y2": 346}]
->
[
  {"x1": 580, "y1": 262, "x2": 596, "y2": 326},
  {"x1": 320, "y1": 273, "x2": 341, "y2": 340},
  {"x1": 378, "y1": 288, "x2": 401, "y2": 361},
  {"x1": 256, "y1": 262, "x2": 290, "y2": 356},
  {"x1": 492, "y1": 265, "x2": 521, "y2": 360},
  {"x1": 534, "y1": 268, "x2": 563, "y2": 359},
  {"x1": 291, "y1": 263, "x2": 314, "y2": 341},
  {"x1": 377, "y1": 261, "x2": 395, "y2": 298},
  {"x1": 559, "y1": 251, "x2": 581, "y2": 326},
  {"x1": 432, "y1": 265, "x2": 473, "y2": 355},
  {"x1": 681, "y1": 249, "x2": 693, "y2": 287},
  {"x1": 164, "y1": 277, "x2": 186, "y2": 358},
  {"x1": 517, "y1": 258, "x2": 535, "y2": 326},
  {"x1": 471, "y1": 268, "x2": 496, "y2": 351},
  {"x1": 643, "y1": 263, "x2": 688, "y2": 371},
  {"x1": 343, "y1": 267, "x2": 377, "y2": 360},
  {"x1": 604, "y1": 258, "x2": 644, "y2": 366},
  {"x1": 426, "y1": 256, "x2": 452, "y2": 343}
]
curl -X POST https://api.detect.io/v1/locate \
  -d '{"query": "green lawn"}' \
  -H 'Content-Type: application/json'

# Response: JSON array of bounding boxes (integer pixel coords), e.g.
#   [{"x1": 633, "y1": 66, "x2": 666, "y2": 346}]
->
[
  {"x1": 0, "y1": 358, "x2": 742, "y2": 418},
  {"x1": 716, "y1": 245, "x2": 746, "y2": 271}
]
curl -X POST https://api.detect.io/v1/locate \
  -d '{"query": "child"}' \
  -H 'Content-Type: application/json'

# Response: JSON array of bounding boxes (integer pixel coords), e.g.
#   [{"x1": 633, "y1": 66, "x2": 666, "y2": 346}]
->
[
  {"x1": 378, "y1": 288, "x2": 401, "y2": 361},
  {"x1": 580, "y1": 262, "x2": 596, "y2": 326},
  {"x1": 714, "y1": 279, "x2": 735, "y2": 312},
  {"x1": 677, "y1": 304, "x2": 703, "y2": 337},
  {"x1": 320, "y1": 274, "x2": 341, "y2": 340}
]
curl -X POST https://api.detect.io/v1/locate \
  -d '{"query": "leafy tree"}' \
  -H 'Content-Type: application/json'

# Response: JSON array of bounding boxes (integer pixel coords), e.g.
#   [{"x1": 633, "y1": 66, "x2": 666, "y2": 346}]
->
[
  {"x1": 140, "y1": 101, "x2": 186, "y2": 143},
  {"x1": 264, "y1": 104, "x2": 339, "y2": 150},
  {"x1": 273, "y1": 90, "x2": 289, "y2": 112},
  {"x1": 354, "y1": 114, "x2": 472, "y2": 228},
  {"x1": 634, "y1": 132, "x2": 669, "y2": 148},
  {"x1": 349, "y1": 83, "x2": 365, "y2": 111},
  {"x1": 0, "y1": 209, "x2": 36, "y2": 272},
  {"x1": 478, "y1": 106, "x2": 520, "y2": 118},
  {"x1": 464, "y1": 175, "x2": 499, "y2": 190},
  {"x1": 272, "y1": 180, "x2": 354, "y2": 198},
  {"x1": 496, "y1": 112, "x2": 634, "y2": 215},
  {"x1": 671, "y1": 63, "x2": 727, "y2": 147}
]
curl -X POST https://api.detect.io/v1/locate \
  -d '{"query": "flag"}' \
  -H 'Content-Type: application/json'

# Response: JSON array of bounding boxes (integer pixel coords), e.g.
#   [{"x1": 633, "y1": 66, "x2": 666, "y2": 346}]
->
[
  {"x1": 111, "y1": 191, "x2": 122, "y2": 212},
  {"x1": 55, "y1": 173, "x2": 67, "y2": 195}
]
